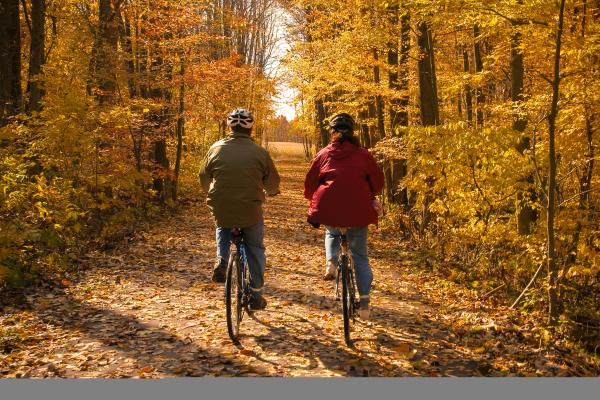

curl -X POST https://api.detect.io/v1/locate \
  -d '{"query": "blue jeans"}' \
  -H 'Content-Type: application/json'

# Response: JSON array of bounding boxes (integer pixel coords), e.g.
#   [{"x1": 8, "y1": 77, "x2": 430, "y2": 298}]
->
[
  {"x1": 216, "y1": 219, "x2": 265, "y2": 290},
  {"x1": 325, "y1": 226, "x2": 372, "y2": 297}
]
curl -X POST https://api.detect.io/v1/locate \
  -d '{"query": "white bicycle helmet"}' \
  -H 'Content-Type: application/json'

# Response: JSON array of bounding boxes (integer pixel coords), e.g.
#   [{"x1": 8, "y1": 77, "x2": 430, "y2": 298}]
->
[{"x1": 227, "y1": 108, "x2": 254, "y2": 129}]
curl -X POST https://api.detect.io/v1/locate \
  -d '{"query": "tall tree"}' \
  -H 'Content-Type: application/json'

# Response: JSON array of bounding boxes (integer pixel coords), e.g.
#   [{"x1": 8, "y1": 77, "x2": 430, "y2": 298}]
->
[
  {"x1": 0, "y1": 0, "x2": 22, "y2": 125},
  {"x1": 473, "y1": 23, "x2": 485, "y2": 128},
  {"x1": 387, "y1": 7, "x2": 409, "y2": 205},
  {"x1": 417, "y1": 21, "x2": 439, "y2": 126},
  {"x1": 398, "y1": 12, "x2": 410, "y2": 127},
  {"x1": 25, "y1": 0, "x2": 46, "y2": 112},
  {"x1": 315, "y1": 98, "x2": 329, "y2": 148},
  {"x1": 92, "y1": 0, "x2": 121, "y2": 104},
  {"x1": 547, "y1": 0, "x2": 566, "y2": 326},
  {"x1": 373, "y1": 48, "x2": 385, "y2": 143},
  {"x1": 513, "y1": 28, "x2": 537, "y2": 235},
  {"x1": 462, "y1": 45, "x2": 473, "y2": 124}
]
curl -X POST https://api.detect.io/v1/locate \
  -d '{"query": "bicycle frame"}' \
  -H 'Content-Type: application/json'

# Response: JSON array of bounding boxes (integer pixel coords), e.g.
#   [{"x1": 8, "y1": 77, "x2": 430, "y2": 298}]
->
[
  {"x1": 231, "y1": 228, "x2": 251, "y2": 307},
  {"x1": 333, "y1": 228, "x2": 359, "y2": 346},
  {"x1": 225, "y1": 228, "x2": 252, "y2": 343},
  {"x1": 232, "y1": 230, "x2": 246, "y2": 274},
  {"x1": 334, "y1": 230, "x2": 349, "y2": 300},
  {"x1": 334, "y1": 230, "x2": 356, "y2": 303}
]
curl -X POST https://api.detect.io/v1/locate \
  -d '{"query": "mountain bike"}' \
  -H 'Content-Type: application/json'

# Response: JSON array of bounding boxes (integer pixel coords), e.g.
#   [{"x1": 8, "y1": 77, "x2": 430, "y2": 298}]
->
[
  {"x1": 224, "y1": 227, "x2": 252, "y2": 344},
  {"x1": 333, "y1": 228, "x2": 359, "y2": 347}
]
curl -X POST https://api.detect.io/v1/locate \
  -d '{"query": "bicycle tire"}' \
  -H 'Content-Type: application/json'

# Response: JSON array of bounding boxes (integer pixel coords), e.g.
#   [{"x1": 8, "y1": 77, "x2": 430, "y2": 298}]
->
[
  {"x1": 225, "y1": 251, "x2": 243, "y2": 343},
  {"x1": 340, "y1": 254, "x2": 352, "y2": 346},
  {"x1": 347, "y1": 257, "x2": 358, "y2": 321}
]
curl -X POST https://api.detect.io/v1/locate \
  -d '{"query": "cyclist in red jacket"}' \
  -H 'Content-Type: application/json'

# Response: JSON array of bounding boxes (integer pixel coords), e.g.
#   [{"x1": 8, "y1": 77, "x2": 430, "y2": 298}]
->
[{"x1": 304, "y1": 113, "x2": 385, "y2": 319}]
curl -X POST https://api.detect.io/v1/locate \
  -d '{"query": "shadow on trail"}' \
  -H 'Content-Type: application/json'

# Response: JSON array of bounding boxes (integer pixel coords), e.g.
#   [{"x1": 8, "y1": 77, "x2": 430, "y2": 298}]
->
[
  {"x1": 246, "y1": 309, "x2": 411, "y2": 377},
  {"x1": 264, "y1": 282, "x2": 497, "y2": 377},
  {"x1": 19, "y1": 285, "x2": 269, "y2": 377}
]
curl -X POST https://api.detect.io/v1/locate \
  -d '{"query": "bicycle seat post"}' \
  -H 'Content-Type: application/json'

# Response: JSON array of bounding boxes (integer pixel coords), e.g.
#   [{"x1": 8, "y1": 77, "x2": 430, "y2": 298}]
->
[{"x1": 338, "y1": 228, "x2": 348, "y2": 253}]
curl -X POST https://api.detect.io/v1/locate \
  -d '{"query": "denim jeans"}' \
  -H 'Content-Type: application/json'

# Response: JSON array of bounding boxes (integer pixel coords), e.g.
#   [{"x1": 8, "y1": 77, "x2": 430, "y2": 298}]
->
[
  {"x1": 324, "y1": 226, "x2": 372, "y2": 296},
  {"x1": 215, "y1": 218, "x2": 265, "y2": 290}
]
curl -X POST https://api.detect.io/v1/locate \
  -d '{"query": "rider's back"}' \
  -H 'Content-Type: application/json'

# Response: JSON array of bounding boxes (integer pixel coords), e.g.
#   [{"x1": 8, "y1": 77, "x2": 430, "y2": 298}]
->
[
  {"x1": 200, "y1": 133, "x2": 279, "y2": 228},
  {"x1": 304, "y1": 140, "x2": 384, "y2": 228}
]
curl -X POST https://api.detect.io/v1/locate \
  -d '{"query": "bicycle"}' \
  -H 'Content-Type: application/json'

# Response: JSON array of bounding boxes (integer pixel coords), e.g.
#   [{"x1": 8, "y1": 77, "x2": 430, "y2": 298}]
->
[
  {"x1": 224, "y1": 227, "x2": 252, "y2": 344},
  {"x1": 333, "y1": 228, "x2": 360, "y2": 347}
]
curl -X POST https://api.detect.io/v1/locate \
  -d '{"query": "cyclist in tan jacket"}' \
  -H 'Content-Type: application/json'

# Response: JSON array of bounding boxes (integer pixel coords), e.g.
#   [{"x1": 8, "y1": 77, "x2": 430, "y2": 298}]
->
[{"x1": 199, "y1": 108, "x2": 280, "y2": 310}]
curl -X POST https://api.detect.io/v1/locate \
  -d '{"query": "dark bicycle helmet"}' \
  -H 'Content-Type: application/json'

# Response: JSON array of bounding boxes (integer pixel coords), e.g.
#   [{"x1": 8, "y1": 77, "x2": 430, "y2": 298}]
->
[
  {"x1": 227, "y1": 108, "x2": 254, "y2": 129},
  {"x1": 328, "y1": 113, "x2": 355, "y2": 132}
]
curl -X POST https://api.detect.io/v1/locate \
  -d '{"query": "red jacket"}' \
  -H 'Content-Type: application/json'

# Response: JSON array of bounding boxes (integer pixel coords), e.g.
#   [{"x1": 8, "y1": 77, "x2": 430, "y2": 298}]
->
[{"x1": 304, "y1": 141, "x2": 385, "y2": 227}]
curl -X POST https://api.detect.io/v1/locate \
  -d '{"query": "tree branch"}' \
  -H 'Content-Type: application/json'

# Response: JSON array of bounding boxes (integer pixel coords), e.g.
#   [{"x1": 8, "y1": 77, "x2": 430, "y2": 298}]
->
[
  {"x1": 482, "y1": 7, "x2": 549, "y2": 26},
  {"x1": 510, "y1": 261, "x2": 544, "y2": 309},
  {"x1": 44, "y1": 16, "x2": 58, "y2": 63},
  {"x1": 558, "y1": 188, "x2": 598, "y2": 208},
  {"x1": 20, "y1": 0, "x2": 32, "y2": 33}
]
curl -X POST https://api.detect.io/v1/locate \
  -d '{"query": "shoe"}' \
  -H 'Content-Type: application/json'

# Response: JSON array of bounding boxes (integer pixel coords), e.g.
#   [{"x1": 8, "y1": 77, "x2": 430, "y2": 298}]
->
[
  {"x1": 323, "y1": 260, "x2": 337, "y2": 281},
  {"x1": 211, "y1": 258, "x2": 227, "y2": 283},
  {"x1": 358, "y1": 297, "x2": 370, "y2": 320},
  {"x1": 248, "y1": 289, "x2": 267, "y2": 311}
]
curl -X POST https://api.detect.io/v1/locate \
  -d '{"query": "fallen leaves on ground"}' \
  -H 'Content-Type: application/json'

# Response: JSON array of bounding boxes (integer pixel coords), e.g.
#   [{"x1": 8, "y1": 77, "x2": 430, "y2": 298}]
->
[{"x1": 1, "y1": 160, "x2": 599, "y2": 377}]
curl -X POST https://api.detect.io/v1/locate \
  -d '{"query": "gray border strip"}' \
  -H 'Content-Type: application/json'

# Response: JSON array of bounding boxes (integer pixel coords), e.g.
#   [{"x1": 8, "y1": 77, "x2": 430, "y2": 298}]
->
[{"x1": 1, "y1": 378, "x2": 600, "y2": 400}]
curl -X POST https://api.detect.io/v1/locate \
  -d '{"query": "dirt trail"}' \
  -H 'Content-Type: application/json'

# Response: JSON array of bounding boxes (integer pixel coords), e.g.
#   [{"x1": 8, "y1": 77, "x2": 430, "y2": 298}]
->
[{"x1": 1, "y1": 160, "x2": 597, "y2": 377}]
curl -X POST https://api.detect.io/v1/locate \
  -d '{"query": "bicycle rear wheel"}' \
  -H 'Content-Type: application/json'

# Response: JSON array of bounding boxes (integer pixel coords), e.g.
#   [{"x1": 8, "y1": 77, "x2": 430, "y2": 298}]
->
[
  {"x1": 225, "y1": 251, "x2": 244, "y2": 343},
  {"x1": 348, "y1": 257, "x2": 358, "y2": 320},
  {"x1": 340, "y1": 254, "x2": 353, "y2": 346}
]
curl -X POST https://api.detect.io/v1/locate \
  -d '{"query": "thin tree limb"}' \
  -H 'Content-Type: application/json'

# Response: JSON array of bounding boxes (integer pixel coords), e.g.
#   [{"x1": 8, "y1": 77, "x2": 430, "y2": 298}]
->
[
  {"x1": 44, "y1": 16, "x2": 58, "y2": 63},
  {"x1": 482, "y1": 7, "x2": 549, "y2": 26},
  {"x1": 482, "y1": 283, "x2": 506, "y2": 299},
  {"x1": 20, "y1": 0, "x2": 32, "y2": 33},
  {"x1": 510, "y1": 261, "x2": 544, "y2": 309},
  {"x1": 558, "y1": 188, "x2": 598, "y2": 208}
]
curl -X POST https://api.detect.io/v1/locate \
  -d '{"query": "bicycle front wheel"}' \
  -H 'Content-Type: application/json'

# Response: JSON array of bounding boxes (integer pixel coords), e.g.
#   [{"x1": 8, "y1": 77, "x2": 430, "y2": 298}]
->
[
  {"x1": 340, "y1": 254, "x2": 353, "y2": 346},
  {"x1": 225, "y1": 251, "x2": 244, "y2": 343}
]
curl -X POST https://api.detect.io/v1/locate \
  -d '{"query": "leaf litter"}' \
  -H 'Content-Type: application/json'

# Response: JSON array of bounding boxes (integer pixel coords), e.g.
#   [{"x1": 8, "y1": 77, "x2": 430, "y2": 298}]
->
[{"x1": 1, "y1": 160, "x2": 599, "y2": 377}]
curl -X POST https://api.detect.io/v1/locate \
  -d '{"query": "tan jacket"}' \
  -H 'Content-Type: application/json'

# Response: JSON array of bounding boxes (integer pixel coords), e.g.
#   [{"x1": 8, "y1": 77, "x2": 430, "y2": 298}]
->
[{"x1": 199, "y1": 133, "x2": 280, "y2": 228}]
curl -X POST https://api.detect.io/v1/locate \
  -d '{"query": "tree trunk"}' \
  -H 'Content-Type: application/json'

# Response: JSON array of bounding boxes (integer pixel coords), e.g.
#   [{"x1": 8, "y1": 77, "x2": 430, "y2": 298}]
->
[
  {"x1": 416, "y1": 20, "x2": 440, "y2": 229},
  {"x1": 387, "y1": 6, "x2": 400, "y2": 132},
  {"x1": 373, "y1": 49, "x2": 385, "y2": 143},
  {"x1": 386, "y1": 10, "x2": 409, "y2": 205},
  {"x1": 0, "y1": 0, "x2": 22, "y2": 125},
  {"x1": 473, "y1": 24, "x2": 485, "y2": 128},
  {"x1": 512, "y1": 31, "x2": 537, "y2": 235},
  {"x1": 359, "y1": 108, "x2": 372, "y2": 149},
  {"x1": 417, "y1": 21, "x2": 439, "y2": 126},
  {"x1": 173, "y1": 57, "x2": 185, "y2": 201},
  {"x1": 119, "y1": 9, "x2": 137, "y2": 98},
  {"x1": 560, "y1": 110, "x2": 596, "y2": 284},
  {"x1": 26, "y1": 0, "x2": 46, "y2": 112},
  {"x1": 221, "y1": 0, "x2": 233, "y2": 58},
  {"x1": 395, "y1": 12, "x2": 410, "y2": 205},
  {"x1": 463, "y1": 47, "x2": 473, "y2": 124},
  {"x1": 152, "y1": 139, "x2": 172, "y2": 199},
  {"x1": 386, "y1": 13, "x2": 400, "y2": 205},
  {"x1": 93, "y1": 0, "x2": 120, "y2": 104},
  {"x1": 547, "y1": 0, "x2": 566, "y2": 327},
  {"x1": 367, "y1": 100, "x2": 376, "y2": 148},
  {"x1": 315, "y1": 98, "x2": 329, "y2": 149},
  {"x1": 387, "y1": 8, "x2": 409, "y2": 128},
  {"x1": 398, "y1": 13, "x2": 410, "y2": 127}
]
